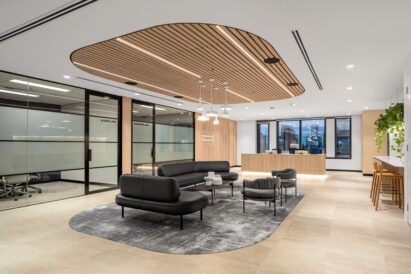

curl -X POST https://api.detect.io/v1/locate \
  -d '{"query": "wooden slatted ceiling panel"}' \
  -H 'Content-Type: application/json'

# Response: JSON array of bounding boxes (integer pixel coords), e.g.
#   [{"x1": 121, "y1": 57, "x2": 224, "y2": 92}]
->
[{"x1": 71, "y1": 23, "x2": 304, "y2": 104}]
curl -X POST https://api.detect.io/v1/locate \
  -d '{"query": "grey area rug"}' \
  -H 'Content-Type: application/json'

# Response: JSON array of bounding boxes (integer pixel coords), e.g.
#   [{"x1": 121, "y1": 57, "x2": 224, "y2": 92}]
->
[{"x1": 69, "y1": 186, "x2": 304, "y2": 254}]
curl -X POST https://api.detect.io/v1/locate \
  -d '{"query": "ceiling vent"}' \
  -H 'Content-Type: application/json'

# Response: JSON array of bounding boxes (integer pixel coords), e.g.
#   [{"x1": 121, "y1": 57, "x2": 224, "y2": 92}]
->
[
  {"x1": 0, "y1": 0, "x2": 97, "y2": 43},
  {"x1": 291, "y1": 30, "x2": 323, "y2": 90}
]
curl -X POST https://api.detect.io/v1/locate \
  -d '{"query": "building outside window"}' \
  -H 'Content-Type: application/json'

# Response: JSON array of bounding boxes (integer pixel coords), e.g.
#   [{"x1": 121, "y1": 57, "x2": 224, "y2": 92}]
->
[
  {"x1": 278, "y1": 120, "x2": 300, "y2": 153},
  {"x1": 335, "y1": 118, "x2": 351, "y2": 158},
  {"x1": 301, "y1": 119, "x2": 325, "y2": 154},
  {"x1": 257, "y1": 122, "x2": 269, "y2": 153}
]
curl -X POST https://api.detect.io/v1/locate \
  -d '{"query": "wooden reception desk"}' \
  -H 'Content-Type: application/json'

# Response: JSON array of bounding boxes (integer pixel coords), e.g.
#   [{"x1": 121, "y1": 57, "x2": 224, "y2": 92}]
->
[{"x1": 241, "y1": 154, "x2": 326, "y2": 175}]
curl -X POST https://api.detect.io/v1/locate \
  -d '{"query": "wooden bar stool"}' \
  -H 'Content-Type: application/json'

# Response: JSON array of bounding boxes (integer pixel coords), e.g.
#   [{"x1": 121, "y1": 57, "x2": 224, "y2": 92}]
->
[
  {"x1": 370, "y1": 162, "x2": 390, "y2": 203},
  {"x1": 373, "y1": 164, "x2": 403, "y2": 211}
]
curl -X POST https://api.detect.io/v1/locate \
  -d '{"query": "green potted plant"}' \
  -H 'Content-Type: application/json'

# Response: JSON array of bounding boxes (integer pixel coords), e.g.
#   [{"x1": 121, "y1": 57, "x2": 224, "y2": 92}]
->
[{"x1": 374, "y1": 103, "x2": 404, "y2": 159}]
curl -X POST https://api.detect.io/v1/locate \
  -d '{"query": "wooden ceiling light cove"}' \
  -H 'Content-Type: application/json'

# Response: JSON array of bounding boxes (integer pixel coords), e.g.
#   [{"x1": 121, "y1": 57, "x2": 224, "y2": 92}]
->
[{"x1": 71, "y1": 23, "x2": 305, "y2": 104}]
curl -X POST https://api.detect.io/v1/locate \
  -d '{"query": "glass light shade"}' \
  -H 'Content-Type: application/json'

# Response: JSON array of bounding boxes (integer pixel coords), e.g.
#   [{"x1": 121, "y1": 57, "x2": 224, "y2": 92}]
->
[
  {"x1": 220, "y1": 105, "x2": 232, "y2": 111},
  {"x1": 197, "y1": 115, "x2": 209, "y2": 121},
  {"x1": 205, "y1": 110, "x2": 218, "y2": 117},
  {"x1": 213, "y1": 117, "x2": 220, "y2": 125},
  {"x1": 197, "y1": 106, "x2": 204, "y2": 111}
]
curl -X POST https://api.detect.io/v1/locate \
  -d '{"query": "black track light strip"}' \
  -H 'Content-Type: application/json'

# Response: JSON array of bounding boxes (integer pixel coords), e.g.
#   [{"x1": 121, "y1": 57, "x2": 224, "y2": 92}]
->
[
  {"x1": 0, "y1": 0, "x2": 98, "y2": 43},
  {"x1": 292, "y1": 30, "x2": 323, "y2": 90}
]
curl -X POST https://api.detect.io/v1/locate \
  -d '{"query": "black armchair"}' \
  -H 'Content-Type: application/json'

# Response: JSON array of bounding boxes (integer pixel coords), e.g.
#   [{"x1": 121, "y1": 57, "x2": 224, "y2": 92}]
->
[
  {"x1": 242, "y1": 177, "x2": 281, "y2": 216},
  {"x1": 271, "y1": 169, "x2": 298, "y2": 198}
]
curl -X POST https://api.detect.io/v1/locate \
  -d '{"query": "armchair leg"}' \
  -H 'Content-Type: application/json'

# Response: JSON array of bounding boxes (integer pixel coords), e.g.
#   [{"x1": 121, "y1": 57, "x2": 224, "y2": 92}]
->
[
  {"x1": 180, "y1": 215, "x2": 183, "y2": 230},
  {"x1": 280, "y1": 187, "x2": 283, "y2": 206},
  {"x1": 121, "y1": 206, "x2": 124, "y2": 218},
  {"x1": 243, "y1": 196, "x2": 245, "y2": 213},
  {"x1": 295, "y1": 185, "x2": 297, "y2": 197},
  {"x1": 274, "y1": 193, "x2": 277, "y2": 216},
  {"x1": 200, "y1": 210, "x2": 203, "y2": 221}
]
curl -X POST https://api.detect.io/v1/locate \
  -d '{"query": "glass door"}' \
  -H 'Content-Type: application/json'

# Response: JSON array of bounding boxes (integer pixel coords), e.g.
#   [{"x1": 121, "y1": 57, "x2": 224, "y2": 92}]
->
[
  {"x1": 86, "y1": 92, "x2": 120, "y2": 193},
  {"x1": 132, "y1": 101, "x2": 154, "y2": 175}
]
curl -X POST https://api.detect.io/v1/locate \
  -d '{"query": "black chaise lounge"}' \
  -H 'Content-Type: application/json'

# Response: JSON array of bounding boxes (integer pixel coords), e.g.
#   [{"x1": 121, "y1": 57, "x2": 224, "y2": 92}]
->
[
  {"x1": 157, "y1": 161, "x2": 238, "y2": 188},
  {"x1": 115, "y1": 174, "x2": 209, "y2": 230}
]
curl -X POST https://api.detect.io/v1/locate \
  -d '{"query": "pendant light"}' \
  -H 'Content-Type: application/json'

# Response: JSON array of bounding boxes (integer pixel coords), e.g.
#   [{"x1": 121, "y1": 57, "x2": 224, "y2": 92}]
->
[
  {"x1": 220, "y1": 81, "x2": 232, "y2": 112},
  {"x1": 197, "y1": 80, "x2": 204, "y2": 111},
  {"x1": 205, "y1": 78, "x2": 218, "y2": 117},
  {"x1": 213, "y1": 116, "x2": 220, "y2": 125}
]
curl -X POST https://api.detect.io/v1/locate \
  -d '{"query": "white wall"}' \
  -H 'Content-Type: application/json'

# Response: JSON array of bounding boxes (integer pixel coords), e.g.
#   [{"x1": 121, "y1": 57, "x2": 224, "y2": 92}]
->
[
  {"x1": 237, "y1": 120, "x2": 256, "y2": 165},
  {"x1": 326, "y1": 115, "x2": 362, "y2": 171},
  {"x1": 404, "y1": 53, "x2": 411, "y2": 225},
  {"x1": 236, "y1": 116, "x2": 362, "y2": 171}
]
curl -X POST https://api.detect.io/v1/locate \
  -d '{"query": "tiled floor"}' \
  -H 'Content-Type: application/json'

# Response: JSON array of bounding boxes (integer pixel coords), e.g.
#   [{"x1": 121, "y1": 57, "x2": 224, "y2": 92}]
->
[{"x1": 1, "y1": 170, "x2": 411, "y2": 274}]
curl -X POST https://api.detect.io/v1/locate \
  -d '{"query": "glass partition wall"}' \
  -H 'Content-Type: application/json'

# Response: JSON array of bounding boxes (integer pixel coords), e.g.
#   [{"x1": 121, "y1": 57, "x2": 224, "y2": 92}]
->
[
  {"x1": 0, "y1": 71, "x2": 121, "y2": 210},
  {"x1": 132, "y1": 101, "x2": 194, "y2": 175}
]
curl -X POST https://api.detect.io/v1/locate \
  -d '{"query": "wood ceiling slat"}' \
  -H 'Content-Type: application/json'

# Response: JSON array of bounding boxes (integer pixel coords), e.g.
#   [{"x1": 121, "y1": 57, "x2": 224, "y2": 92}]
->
[
  {"x1": 195, "y1": 24, "x2": 287, "y2": 100},
  {"x1": 71, "y1": 23, "x2": 305, "y2": 104}
]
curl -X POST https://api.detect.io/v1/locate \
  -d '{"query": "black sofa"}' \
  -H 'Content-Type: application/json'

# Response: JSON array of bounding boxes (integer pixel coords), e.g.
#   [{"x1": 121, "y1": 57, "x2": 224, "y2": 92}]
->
[
  {"x1": 115, "y1": 174, "x2": 209, "y2": 230},
  {"x1": 157, "y1": 161, "x2": 238, "y2": 188}
]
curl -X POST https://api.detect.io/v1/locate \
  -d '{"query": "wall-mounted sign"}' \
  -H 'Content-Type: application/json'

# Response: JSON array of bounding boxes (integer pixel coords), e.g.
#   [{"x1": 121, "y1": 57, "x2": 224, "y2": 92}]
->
[{"x1": 201, "y1": 135, "x2": 213, "y2": 142}]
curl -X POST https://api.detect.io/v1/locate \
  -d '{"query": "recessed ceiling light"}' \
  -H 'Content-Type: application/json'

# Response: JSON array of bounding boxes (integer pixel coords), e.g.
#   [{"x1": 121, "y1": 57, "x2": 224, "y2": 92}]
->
[
  {"x1": 10, "y1": 79, "x2": 70, "y2": 92},
  {"x1": 306, "y1": 115, "x2": 310, "y2": 117},
  {"x1": 346, "y1": 86, "x2": 353, "y2": 90},
  {"x1": 347, "y1": 99, "x2": 352, "y2": 103},
  {"x1": 264, "y1": 57, "x2": 280, "y2": 64},
  {"x1": 63, "y1": 75, "x2": 71, "y2": 79},
  {"x1": 270, "y1": 106, "x2": 275, "y2": 110},
  {"x1": 177, "y1": 103, "x2": 182, "y2": 106},
  {"x1": 0, "y1": 88, "x2": 39, "y2": 98},
  {"x1": 135, "y1": 92, "x2": 140, "y2": 96},
  {"x1": 245, "y1": 107, "x2": 249, "y2": 110},
  {"x1": 116, "y1": 38, "x2": 201, "y2": 78},
  {"x1": 290, "y1": 103, "x2": 296, "y2": 107},
  {"x1": 346, "y1": 64, "x2": 355, "y2": 69},
  {"x1": 300, "y1": 110, "x2": 305, "y2": 113},
  {"x1": 364, "y1": 106, "x2": 369, "y2": 110}
]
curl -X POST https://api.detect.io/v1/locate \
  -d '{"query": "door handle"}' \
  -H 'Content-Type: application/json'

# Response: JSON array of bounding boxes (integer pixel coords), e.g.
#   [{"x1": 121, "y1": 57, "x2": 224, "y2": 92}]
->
[{"x1": 88, "y1": 149, "x2": 92, "y2": 161}]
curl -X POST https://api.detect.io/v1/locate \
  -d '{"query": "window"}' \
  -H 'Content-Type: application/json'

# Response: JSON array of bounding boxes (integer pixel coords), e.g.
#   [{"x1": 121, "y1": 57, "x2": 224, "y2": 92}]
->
[
  {"x1": 335, "y1": 118, "x2": 351, "y2": 158},
  {"x1": 301, "y1": 119, "x2": 325, "y2": 154},
  {"x1": 257, "y1": 122, "x2": 269, "y2": 153},
  {"x1": 278, "y1": 120, "x2": 300, "y2": 153}
]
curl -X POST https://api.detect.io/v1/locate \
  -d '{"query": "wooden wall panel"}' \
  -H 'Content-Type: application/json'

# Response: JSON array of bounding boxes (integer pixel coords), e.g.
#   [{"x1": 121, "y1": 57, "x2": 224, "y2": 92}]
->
[
  {"x1": 122, "y1": 97, "x2": 132, "y2": 174},
  {"x1": 195, "y1": 113, "x2": 237, "y2": 165},
  {"x1": 361, "y1": 110, "x2": 387, "y2": 174}
]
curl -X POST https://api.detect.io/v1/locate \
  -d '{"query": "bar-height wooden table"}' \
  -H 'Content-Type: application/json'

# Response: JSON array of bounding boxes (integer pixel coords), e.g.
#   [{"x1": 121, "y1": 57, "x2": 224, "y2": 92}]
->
[
  {"x1": 373, "y1": 156, "x2": 404, "y2": 175},
  {"x1": 373, "y1": 156, "x2": 404, "y2": 210}
]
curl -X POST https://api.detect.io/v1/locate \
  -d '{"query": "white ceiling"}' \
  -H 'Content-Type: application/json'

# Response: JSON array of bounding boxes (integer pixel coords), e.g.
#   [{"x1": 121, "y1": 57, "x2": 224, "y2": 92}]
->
[{"x1": 1, "y1": 0, "x2": 410, "y2": 121}]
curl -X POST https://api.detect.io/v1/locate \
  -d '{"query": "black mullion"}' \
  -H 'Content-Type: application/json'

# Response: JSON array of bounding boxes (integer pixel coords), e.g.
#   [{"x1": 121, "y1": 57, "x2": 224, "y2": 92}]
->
[
  {"x1": 152, "y1": 104, "x2": 156, "y2": 175},
  {"x1": 117, "y1": 96, "x2": 122, "y2": 185},
  {"x1": 84, "y1": 91, "x2": 90, "y2": 195}
]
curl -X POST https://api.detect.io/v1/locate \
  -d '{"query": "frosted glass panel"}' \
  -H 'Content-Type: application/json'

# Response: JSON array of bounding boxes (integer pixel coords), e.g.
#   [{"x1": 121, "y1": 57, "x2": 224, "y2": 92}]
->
[
  {"x1": 155, "y1": 143, "x2": 194, "y2": 162},
  {"x1": 133, "y1": 143, "x2": 152, "y2": 164},
  {"x1": 133, "y1": 122, "x2": 152, "y2": 142},
  {"x1": 27, "y1": 142, "x2": 84, "y2": 173},
  {"x1": 89, "y1": 166, "x2": 117, "y2": 188},
  {"x1": 155, "y1": 125, "x2": 193, "y2": 143},
  {"x1": 89, "y1": 143, "x2": 117, "y2": 168},
  {"x1": 90, "y1": 117, "x2": 118, "y2": 142},
  {"x1": 0, "y1": 142, "x2": 28, "y2": 175},
  {"x1": 28, "y1": 109, "x2": 84, "y2": 141},
  {"x1": 0, "y1": 107, "x2": 27, "y2": 140}
]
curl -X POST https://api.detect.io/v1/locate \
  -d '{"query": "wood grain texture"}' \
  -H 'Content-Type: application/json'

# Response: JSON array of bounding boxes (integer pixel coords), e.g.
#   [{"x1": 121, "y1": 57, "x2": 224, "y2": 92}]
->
[
  {"x1": 122, "y1": 97, "x2": 132, "y2": 174},
  {"x1": 71, "y1": 23, "x2": 304, "y2": 104},
  {"x1": 361, "y1": 110, "x2": 387, "y2": 174},
  {"x1": 195, "y1": 113, "x2": 237, "y2": 165},
  {"x1": 241, "y1": 154, "x2": 326, "y2": 175}
]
